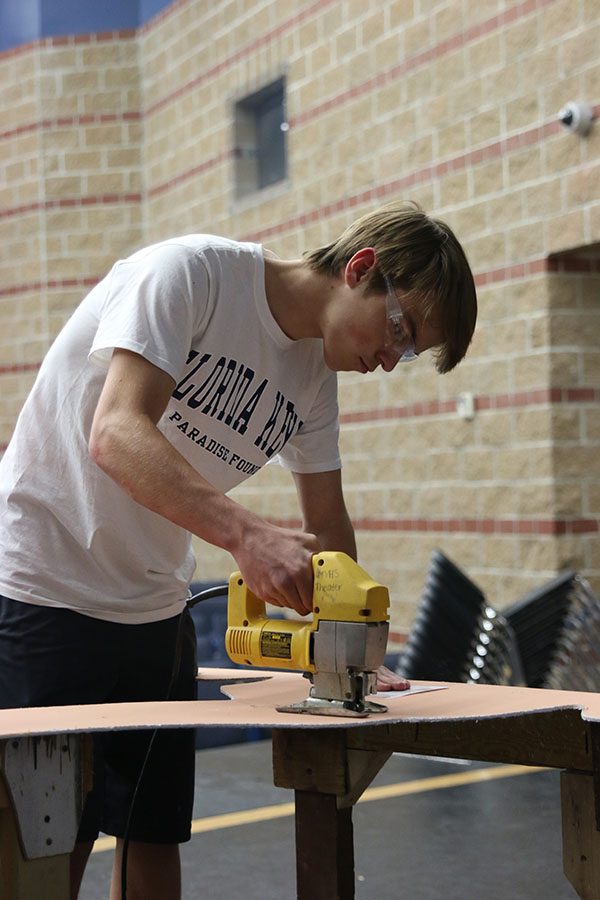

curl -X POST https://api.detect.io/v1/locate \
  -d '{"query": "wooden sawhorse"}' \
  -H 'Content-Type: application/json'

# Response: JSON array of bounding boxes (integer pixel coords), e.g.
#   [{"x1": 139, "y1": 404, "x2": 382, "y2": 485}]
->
[
  {"x1": 3, "y1": 676, "x2": 600, "y2": 898},
  {"x1": 272, "y1": 706, "x2": 600, "y2": 899}
]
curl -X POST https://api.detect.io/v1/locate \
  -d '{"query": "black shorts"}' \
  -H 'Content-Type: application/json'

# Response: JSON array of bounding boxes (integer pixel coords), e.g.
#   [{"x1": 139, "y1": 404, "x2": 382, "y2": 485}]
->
[{"x1": 0, "y1": 595, "x2": 197, "y2": 844}]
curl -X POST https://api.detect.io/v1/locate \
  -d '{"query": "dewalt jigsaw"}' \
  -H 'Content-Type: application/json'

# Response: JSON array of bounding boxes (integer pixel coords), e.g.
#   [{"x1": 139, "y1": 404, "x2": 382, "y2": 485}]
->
[{"x1": 225, "y1": 551, "x2": 390, "y2": 717}]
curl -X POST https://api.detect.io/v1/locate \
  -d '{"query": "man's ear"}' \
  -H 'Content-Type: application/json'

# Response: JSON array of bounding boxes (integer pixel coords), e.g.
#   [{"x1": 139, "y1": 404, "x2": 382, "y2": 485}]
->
[{"x1": 344, "y1": 248, "x2": 377, "y2": 287}]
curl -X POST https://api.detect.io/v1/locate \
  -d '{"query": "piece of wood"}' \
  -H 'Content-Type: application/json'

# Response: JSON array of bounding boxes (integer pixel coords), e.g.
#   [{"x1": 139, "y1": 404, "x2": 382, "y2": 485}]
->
[
  {"x1": 274, "y1": 729, "x2": 390, "y2": 898},
  {"x1": 340, "y1": 749, "x2": 391, "y2": 808},
  {"x1": 0, "y1": 776, "x2": 8, "y2": 811},
  {"x1": 0, "y1": 805, "x2": 69, "y2": 900},
  {"x1": 562, "y1": 770, "x2": 600, "y2": 899},
  {"x1": 590, "y1": 724, "x2": 600, "y2": 831},
  {"x1": 3, "y1": 676, "x2": 600, "y2": 737},
  {"x1": 295, "y1": 791, "x2": 354, "y2": 900},
  {"x1": 273, "y1": 729, "x2": 349, "y2": 794},
  {"x1": 272, "y1": 730, "x2": 391, "y2": 805},
  {"x1": 346, "y1": 707, "x2": 593, "y2": 772}
]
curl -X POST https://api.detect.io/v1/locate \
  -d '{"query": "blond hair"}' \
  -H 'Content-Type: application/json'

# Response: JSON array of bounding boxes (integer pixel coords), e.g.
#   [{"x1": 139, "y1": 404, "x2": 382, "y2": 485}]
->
[{"x1": 304, "y1": 202, "x2": 477, "y2": 373}]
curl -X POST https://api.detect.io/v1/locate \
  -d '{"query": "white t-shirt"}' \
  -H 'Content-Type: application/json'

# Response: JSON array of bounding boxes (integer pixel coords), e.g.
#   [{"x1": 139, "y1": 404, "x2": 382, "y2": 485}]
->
[{"x1": 0, "y1": 236, "x2": 340, "y2": 623}]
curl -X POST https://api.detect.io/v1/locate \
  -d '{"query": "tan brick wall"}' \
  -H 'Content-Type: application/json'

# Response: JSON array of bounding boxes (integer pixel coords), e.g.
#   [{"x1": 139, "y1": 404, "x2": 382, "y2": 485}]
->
[
  {"x1": 0, "y1": 45, "x2": 46, "y2": 440},
  {"x1": 1, "y1": 0, "x2": 599, "y2": 642},
  {"x1": 39, "y1": 35, "x2": 144, "y2": 337},
  {"x1": 0, "y1": 32, "x2": 143, "y2": 430}
]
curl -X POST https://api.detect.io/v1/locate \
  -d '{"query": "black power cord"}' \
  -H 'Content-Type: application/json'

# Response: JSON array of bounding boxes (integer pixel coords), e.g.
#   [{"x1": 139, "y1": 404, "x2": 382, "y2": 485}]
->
[
  {"x1": 187, "y1": 583, "x2": 229, "y2": 608},
  {"x1": 120, "y1": 583, "x2": 228, "y2": 899}
]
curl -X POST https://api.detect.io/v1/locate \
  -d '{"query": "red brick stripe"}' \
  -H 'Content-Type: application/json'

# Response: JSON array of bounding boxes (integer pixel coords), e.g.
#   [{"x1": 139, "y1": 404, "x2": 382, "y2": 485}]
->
[
  {"x1": 147, "y1": 150, "x2": 233, "y2": 198},
  {"x1": 0, "y1": 40, "x2": 40, "y2": 60},
  {"x1": 0, "y1": 363, "x2": 41, "y2": 375},
  {"x1": 0, "y1": 349, "x2": 596, "y2": 419},
  {"x1": 355, "y1": 518, "x2": 599, "y2": 536},
  {"x1": 48, "y1": 30, "x2": 137, "y2": 46},
  {"x1": 475, "y1": 252, "x2": 600, "y2": 285},
  {"x1": 389, "y1": 631, "x2": 407, "y2": 644},
  {"x1": 1, "y1": 380, "x2": 598, "y2": 454},
  {"x1": 0, "y1": 111, "x2": 141, "y2": 142},
  {"x1": 266, "y1": 516, "x2": 599, "y2": 536},
  {"x1": 0, "y1": 194, "x2": 141, "y2": 221},
  {"x1": 339, "y1": 388, "x2": 600, "y2": 424},
  {"x1": 0, "y1": 30, "x2": 136, "y2": 60},
  {"x1": 0, "y1": 276, "x2": 99, "y2": 298},
  {"x1": 0, "y1": 28, "x2": 137, "y2": 62},
  {"x1": 2, "y1": 241, "x2": 597, "y2": 297}
]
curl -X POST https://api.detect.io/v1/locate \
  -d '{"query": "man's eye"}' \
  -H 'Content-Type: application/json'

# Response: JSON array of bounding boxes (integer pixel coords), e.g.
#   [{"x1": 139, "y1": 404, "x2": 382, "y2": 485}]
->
[{"x1": 392, "y1": 319, "x2": 409, "y2": 342}]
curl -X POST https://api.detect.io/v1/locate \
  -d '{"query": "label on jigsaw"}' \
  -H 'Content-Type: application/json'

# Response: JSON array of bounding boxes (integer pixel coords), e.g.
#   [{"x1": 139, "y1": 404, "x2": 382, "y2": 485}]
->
[{"x1": 260, "y1": 630, "x2": 292, "y2": 659}]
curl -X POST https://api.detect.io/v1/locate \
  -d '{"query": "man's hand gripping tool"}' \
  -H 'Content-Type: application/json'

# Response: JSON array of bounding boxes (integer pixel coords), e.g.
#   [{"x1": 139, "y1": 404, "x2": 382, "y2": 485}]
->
[{"x1": 225, "y1": 552, "x2": 390, "y2": 718}]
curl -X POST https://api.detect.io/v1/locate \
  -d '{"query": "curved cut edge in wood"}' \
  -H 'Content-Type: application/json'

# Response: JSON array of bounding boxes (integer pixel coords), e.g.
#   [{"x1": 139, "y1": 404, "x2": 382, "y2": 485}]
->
[
  {"x1": 196, "y1": 665, "x2": 277, "y2": 682},
  {"x1": 2, "y1": 675, "x2": 600, "y2": 739}
]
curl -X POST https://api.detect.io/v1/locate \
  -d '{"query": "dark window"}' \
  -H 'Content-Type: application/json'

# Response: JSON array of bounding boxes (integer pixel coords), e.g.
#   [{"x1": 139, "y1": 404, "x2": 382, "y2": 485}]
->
[{"x1": 234, "y1": 78, "x2": 288, "y2": 198}]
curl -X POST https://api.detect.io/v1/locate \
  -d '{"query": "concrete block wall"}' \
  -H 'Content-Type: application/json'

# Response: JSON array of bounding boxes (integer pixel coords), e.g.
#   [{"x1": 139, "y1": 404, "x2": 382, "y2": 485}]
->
[{"x1": 1, "y1": 0, "x2": 599, "y2": 641}]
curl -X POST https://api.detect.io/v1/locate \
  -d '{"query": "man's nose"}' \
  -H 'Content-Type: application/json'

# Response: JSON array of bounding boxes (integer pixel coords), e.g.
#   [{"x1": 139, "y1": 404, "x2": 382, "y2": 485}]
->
[{"x1": 376, "y1": 347, "x2": 400, "y2": 372}]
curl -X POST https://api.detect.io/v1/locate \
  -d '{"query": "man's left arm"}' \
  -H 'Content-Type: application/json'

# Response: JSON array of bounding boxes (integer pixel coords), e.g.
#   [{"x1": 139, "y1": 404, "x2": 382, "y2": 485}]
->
[
  {"x1": 292, "y1": 469, "x2": 356, "y2": 559},
  {"x1": 293, "y1": 469, "x2": 409, "y2": 691}
]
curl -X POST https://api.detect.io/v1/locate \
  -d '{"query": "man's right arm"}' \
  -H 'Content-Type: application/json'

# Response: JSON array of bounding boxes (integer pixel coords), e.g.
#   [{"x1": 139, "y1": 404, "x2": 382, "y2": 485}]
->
[{"x1": 89, "y1": 348, "x2": 319, "y2": 615}]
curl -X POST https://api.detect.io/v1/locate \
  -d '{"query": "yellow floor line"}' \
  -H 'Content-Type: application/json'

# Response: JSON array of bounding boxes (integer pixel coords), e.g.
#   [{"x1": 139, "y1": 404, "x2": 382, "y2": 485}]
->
[{"x1": 91, "y1": 762, "x2": 546, "y2": 854}]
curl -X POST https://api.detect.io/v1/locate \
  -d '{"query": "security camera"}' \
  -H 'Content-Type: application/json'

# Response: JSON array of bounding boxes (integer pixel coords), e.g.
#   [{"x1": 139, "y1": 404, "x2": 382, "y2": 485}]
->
[{"x1": 558, "y1": 101, "x2": 594, "y2": 136}]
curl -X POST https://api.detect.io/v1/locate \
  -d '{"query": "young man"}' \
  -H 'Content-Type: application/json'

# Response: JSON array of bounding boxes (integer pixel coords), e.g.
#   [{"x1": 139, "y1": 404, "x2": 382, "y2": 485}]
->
[{"x1": 0, "y1": 202, "x2": 477, "y2": 899}]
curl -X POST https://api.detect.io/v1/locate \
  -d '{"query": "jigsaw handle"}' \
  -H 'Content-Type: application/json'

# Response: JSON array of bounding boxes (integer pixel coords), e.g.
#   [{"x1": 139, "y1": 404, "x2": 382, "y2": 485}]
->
[
  {"x1": 225, "y1": 572, "x2": 313, "y2": 670},
  {"x1": 227, "y1": 572, "x2": 268, "y2": 626}
]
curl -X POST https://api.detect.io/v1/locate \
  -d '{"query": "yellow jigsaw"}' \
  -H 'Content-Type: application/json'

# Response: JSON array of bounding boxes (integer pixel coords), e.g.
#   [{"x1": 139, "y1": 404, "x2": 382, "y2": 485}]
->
[{"x1": 225, "y1": 551, "x2": 390, "y2": 717}]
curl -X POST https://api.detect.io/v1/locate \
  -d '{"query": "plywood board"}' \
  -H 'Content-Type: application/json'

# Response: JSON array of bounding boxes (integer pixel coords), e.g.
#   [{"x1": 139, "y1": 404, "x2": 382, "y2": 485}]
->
[{"x1": 0, "y1": 669, "x2": 600, "y2": 740}]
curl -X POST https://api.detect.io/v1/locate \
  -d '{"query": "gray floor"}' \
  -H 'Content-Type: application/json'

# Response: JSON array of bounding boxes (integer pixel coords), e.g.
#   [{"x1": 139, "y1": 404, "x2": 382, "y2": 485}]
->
[{"x1": 79, "y1": 738, "x2": 577, "y2": 900}]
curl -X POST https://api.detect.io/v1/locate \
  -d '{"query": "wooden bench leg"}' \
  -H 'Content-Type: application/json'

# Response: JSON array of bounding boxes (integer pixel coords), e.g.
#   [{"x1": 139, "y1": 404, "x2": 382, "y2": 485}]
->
[
  {"x1": 295, "y1": 790, "x2": 354, "y2": 900},
  {"x1": 0, "y1": 734, "x2": 92, "y2": 900},
  {"x1": 0, "y1": 804, "x2": 70, "y2": 900},
  {"x1": 273, "y1": 729, "x2": 391, "y2": 900},
  {"x1": 562, "y1": 770, "x2": 600, "y2": 900}
]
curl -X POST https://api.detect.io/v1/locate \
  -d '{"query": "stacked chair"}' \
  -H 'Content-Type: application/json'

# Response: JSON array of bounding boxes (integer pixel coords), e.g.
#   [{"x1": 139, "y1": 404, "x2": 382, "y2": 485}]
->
[
  {"x1": 508, "y1": 574, "x2": 600, "y2": 692},
  {"x1": 397, "y1": 549, "x2": 600, "y2": 690},
  {"x1": 466, "y1": 604, "x2": 525, "y2": 686},
  {"x1": 502, "y1": 571, "x2": 577, "y2": 689},
  {"x1": 396, "y1": 550, "x2": 523, "y2": 686}
]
